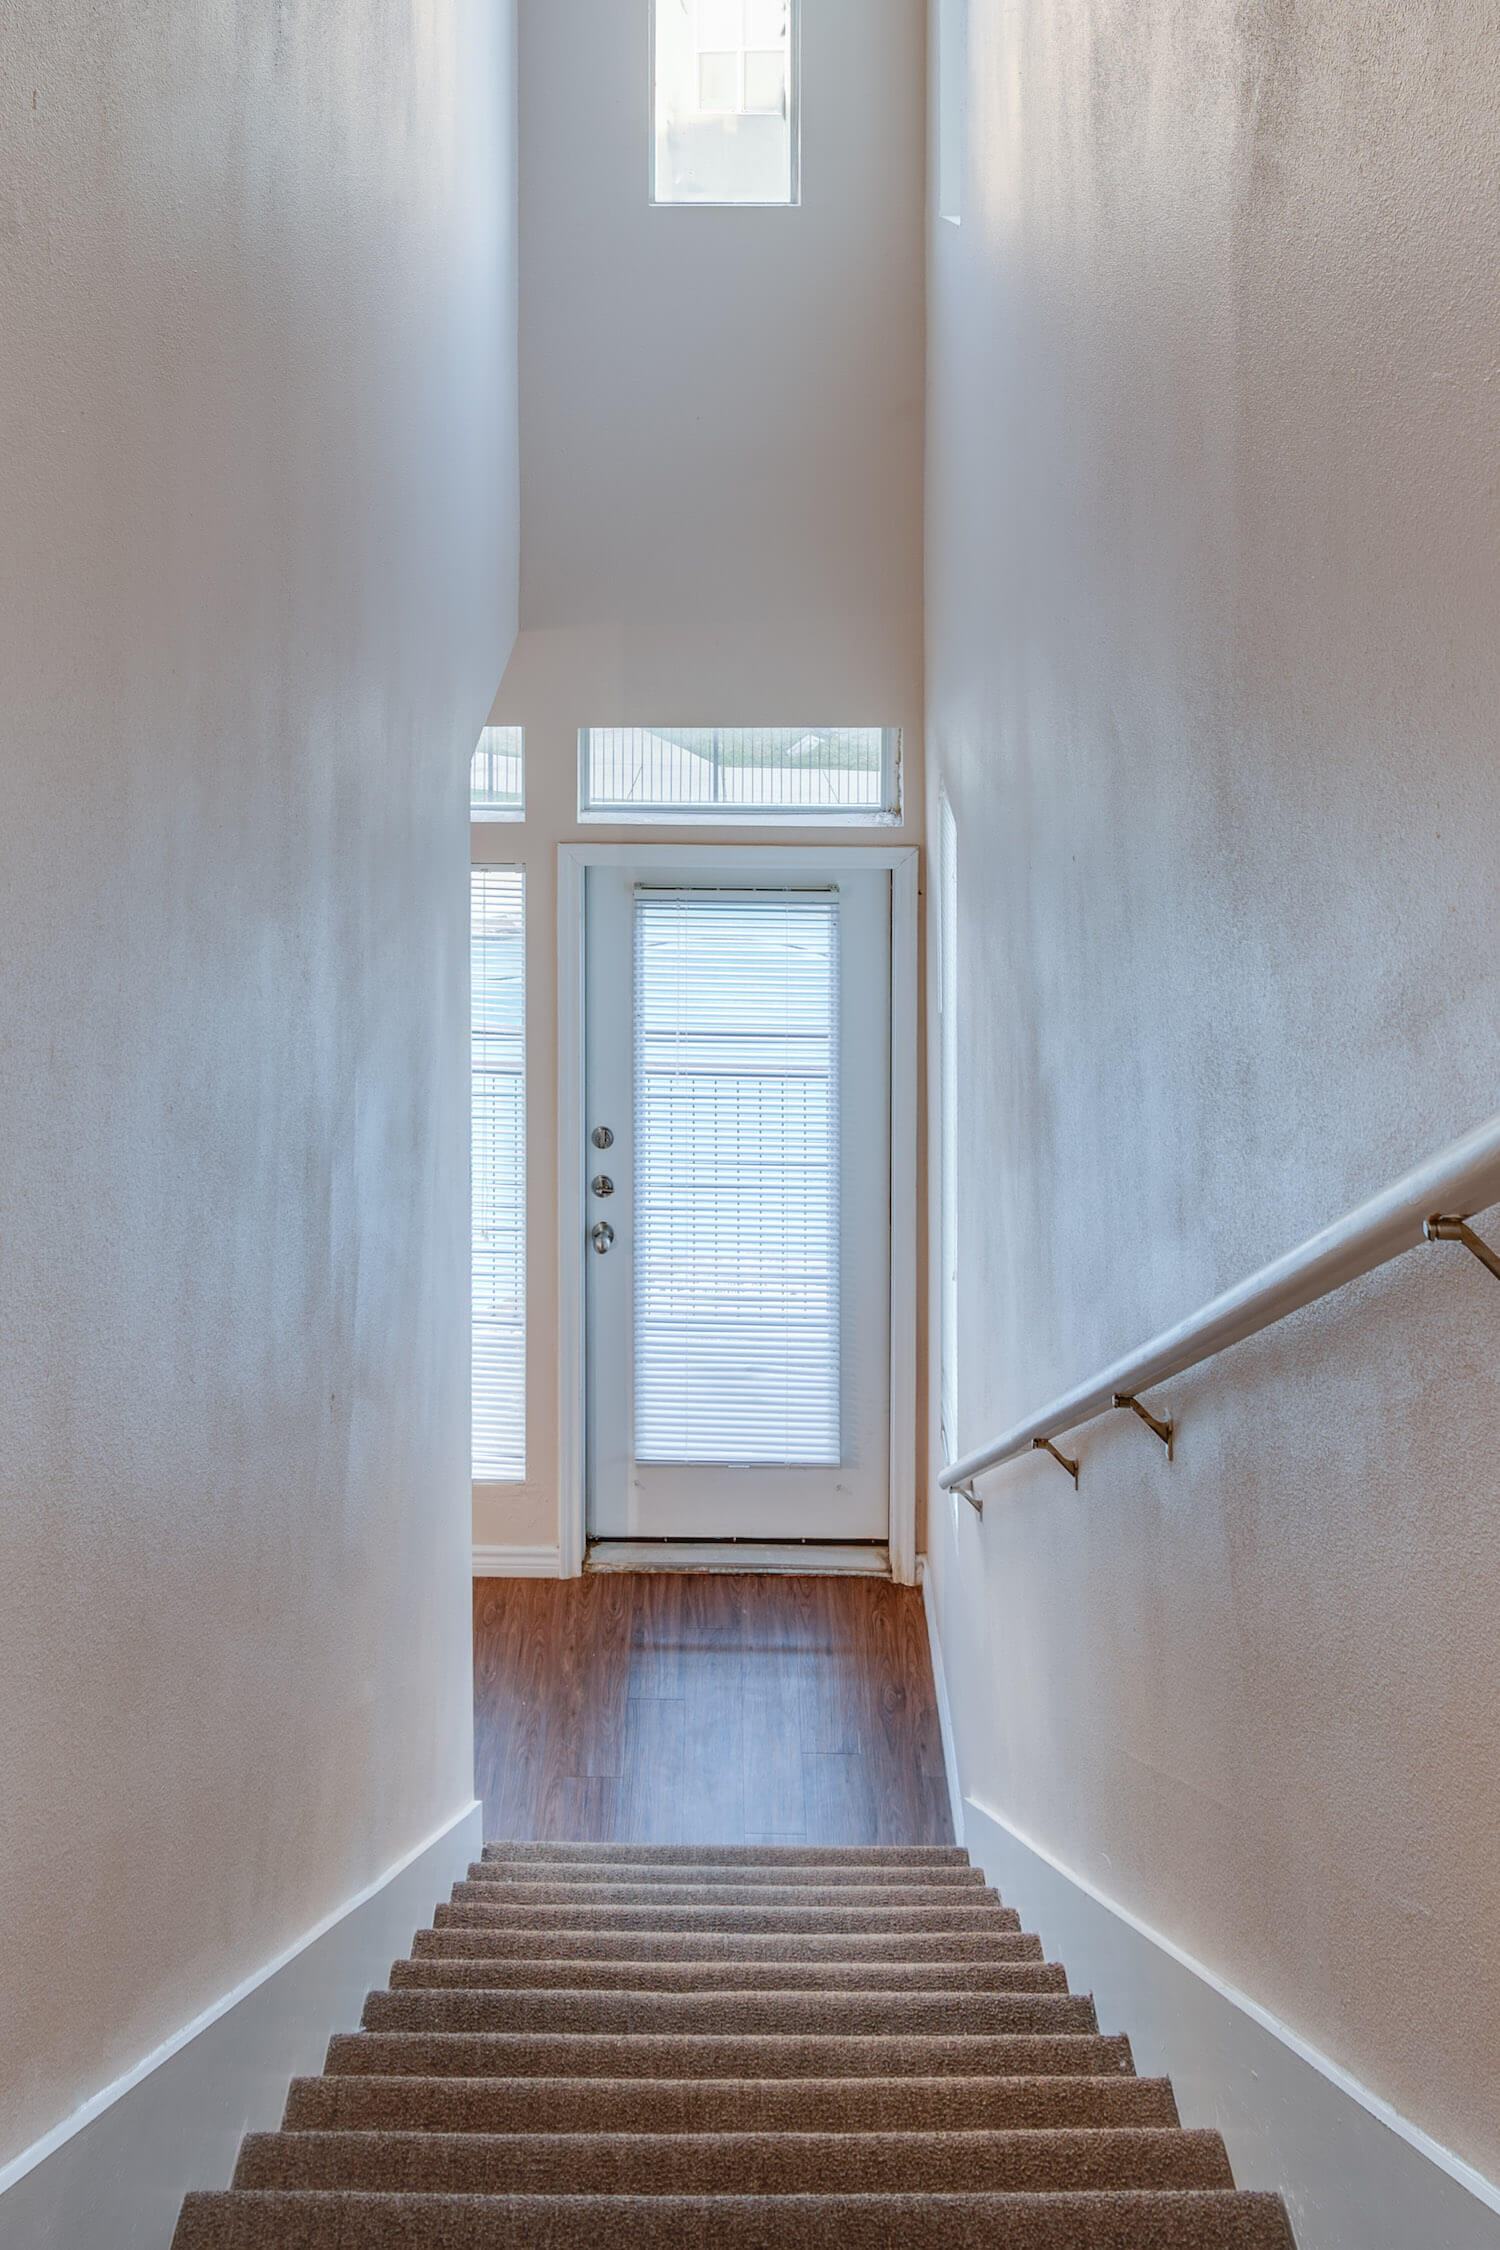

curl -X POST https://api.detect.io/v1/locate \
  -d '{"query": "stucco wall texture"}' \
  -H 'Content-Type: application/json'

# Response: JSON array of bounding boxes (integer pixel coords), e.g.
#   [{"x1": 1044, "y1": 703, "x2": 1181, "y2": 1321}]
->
[
  {"x1": 0, "y1": 0, "x2": 518, "y2": 2169},
  {"x1": 926, "y1": 0, "x2": 1500, "y2": 2186}
]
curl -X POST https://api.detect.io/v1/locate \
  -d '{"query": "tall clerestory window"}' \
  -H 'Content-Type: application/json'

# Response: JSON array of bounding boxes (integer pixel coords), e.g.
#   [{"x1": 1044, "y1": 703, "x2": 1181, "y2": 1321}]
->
[
  {"x1": 938, "y1": 0, "x2": 966, "y2": 225},
  {"x1": 652, "y1": 0, "x2": 800, "y2": 206}
]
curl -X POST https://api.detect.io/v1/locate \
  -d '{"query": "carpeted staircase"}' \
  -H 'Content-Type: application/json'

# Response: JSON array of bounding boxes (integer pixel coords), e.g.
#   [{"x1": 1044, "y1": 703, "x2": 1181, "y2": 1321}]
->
[{"x1": 173, "y1": 1842, "x2": 1295, "y2": 2246}]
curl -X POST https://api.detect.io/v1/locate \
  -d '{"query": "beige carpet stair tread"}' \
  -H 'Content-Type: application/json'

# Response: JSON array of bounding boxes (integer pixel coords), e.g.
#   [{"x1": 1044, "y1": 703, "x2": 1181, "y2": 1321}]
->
[
  {"x1": 480, "y1": 1843, "x2": 972, "y2": 1865},
  {"x1": 452, "y1": 1879, "x2": 1000, "y2": 1907},
  {"x1": 325, "y1": 2030, "x2": 1137, "y2": 2079},
  {"x1": 466, "y1": 1860, "x2": 989, "y2": 1888},
  {"x1": 281, "y1": 2073, "x2": 1184, "y2": 2136},
  {"x1": 360, "y1": 1988, "x2": 1099, "y2": 2036},
  {"x1": 412, "y1": 1925, "x2": 1046, "y2": 1961},
  {"x1": 232, "y1": 2125, "x2": 1235, "y2": 2194},
  {"x1": 438, "y1": 1899, "x2": 1022, "y2": 1931},
  {"x1": 173, "y1": 1843, "x2": 1294, "y2": 2248},
  {"x1": 390, "y1": 1957, "x2": 1069, "y2": 1992},
  {"x1": 175, "y1": 2187, "x2": 1296, "y2": 2247}
]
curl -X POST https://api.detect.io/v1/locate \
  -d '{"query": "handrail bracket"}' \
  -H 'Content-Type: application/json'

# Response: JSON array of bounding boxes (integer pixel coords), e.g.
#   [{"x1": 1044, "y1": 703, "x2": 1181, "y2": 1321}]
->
[
  {"x1": 1424, "y1": 1214, "x2": 1500, "y2": 1285},
  {"x1": 953, "y1": 1477, "x2": 982, "y2": 1518},
  {"x1": 1113, "y1": 1391, "x2": 1175, "y2": 1459},
  {"x1": 1032, "y1": 1437, "x2": 1080, "y2": 1488}
]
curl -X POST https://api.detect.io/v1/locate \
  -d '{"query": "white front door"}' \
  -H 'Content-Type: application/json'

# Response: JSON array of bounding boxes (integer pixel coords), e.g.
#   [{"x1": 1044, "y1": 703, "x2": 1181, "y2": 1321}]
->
[{"x1": 585, "y1": 862, "x2": 891, "y2": 1545}]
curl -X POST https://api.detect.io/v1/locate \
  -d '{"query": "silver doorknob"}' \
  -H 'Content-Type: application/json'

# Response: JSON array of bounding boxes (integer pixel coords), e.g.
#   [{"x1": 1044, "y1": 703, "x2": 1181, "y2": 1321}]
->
[{"x1": 591, "y1": 1222, "x2": 615, "y2": 1255}]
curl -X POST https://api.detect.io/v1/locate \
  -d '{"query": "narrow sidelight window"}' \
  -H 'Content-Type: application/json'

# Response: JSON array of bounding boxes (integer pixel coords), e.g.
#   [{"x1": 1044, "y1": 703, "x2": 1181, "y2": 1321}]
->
[
  {"x1": 652, "y1": 0, "x2": 800, "y2": 206},
  {"x1": 633, "y1": 891, "x2": 839, "y2": 1463},
  {"x1": 472, "y1": 868, "x2": 526, "y2": 1481},
  {"x1": 470, "y1": 726, "x2": 524, "y2": 821},
  {"x1": 939, "y1": 791, "x2": 959, "y2": 1462}
]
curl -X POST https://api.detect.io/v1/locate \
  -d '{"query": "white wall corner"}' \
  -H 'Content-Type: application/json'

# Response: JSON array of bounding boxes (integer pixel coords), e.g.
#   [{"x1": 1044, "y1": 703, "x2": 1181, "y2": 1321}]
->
[
  {"x1": 472, "y1": 1544, "x2": 563, "y2": 1578},
  {"x1": 916, "y1": 1557, "x2": 964, "y2": 1846},
  {"x1": 961, "y1": 1797, "x2": 1500, "y2": 2250},
  {"x1": 0, "y1": 1801, "x2": 482, "y2": 2250}
]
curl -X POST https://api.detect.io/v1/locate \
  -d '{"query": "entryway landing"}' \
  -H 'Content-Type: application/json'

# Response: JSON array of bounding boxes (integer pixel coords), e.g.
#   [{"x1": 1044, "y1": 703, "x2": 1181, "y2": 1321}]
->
[{"x1": 473, "y1": 1572, "x2": 952, "y2": 1850}]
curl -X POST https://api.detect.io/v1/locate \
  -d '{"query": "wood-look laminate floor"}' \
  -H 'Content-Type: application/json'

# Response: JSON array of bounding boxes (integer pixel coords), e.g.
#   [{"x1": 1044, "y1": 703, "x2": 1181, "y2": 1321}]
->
[{"x1": 472, "y1": 1572, "x2": 954, "y2": 1849}]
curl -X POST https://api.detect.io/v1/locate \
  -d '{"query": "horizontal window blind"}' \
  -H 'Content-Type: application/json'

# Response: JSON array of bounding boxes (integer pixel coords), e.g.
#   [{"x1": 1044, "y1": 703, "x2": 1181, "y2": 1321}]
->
[
  {"x1": 472, "y1": 868, "x2": 525, "y2": 1481},
  {"x1": 582, "y1": 728, "x2": 898, "y2": 818},
  {"x1": 633, "y1": 890, "x2": 840, "y2": 1465},
  {"x1": 471, "y1": 726, "x2": 524, "y2": 819}
]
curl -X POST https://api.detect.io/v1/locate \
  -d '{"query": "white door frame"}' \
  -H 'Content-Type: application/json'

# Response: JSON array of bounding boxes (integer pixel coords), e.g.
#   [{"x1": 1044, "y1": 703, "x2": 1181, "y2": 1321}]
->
[{"x1": 557, "y1": 842, "x2": 919, "y2": 1584}]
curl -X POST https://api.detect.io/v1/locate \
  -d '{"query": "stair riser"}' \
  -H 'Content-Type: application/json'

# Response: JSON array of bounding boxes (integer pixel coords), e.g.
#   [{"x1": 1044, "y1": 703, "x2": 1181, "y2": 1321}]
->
[
  {"x1": 323, "y1": 2033, "x2": 1136, "y2": 2081},
  {"x1": 390, "y1": 1960, "x2": 1069, "y2": 1993},
  {"x1": 361, "y1": 1992, "x2": 1099, "y2": 2037},
  {"x1": 282, "y1": 2075, "x2": 1183, "y2": 2137},
  {"x1": 234, "y1": 2126, "x2": 1235, "y2": 2196},
  {"x1": 174, "y1": 2187, "x2": 1298, "y2": 2248}
]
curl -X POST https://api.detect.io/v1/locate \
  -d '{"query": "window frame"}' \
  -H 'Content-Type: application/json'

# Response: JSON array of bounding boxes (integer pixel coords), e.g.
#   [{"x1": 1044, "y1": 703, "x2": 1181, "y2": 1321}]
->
[
  {"x1": 578, "y1": 726, "x2": 902, "y2": 825},
  {"x1": 649, "y1": 0, "x2": 802, "y2": 209},
  {"x1": 470, "y1": 725, "x2": 526, "y2": 824}
]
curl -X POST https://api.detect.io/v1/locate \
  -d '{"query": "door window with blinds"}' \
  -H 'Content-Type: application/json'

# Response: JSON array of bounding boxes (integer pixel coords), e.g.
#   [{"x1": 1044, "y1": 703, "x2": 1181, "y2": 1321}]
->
[
  {"x1": 471, "y1": 868, "x2": 525, "y2": 1481},
  {"x1": 634, "y1": 892, "x2": 839, "y2": 1465}
]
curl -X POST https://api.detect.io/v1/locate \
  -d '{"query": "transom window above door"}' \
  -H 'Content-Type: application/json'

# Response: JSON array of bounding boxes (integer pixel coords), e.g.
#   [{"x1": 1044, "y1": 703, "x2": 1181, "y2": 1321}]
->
[
  {"x1": 580, "y1": 728, "x2": 900, "y2": 820},
  {"x1": 652, "y1": 0, "x2": 799, "y2": 206}
]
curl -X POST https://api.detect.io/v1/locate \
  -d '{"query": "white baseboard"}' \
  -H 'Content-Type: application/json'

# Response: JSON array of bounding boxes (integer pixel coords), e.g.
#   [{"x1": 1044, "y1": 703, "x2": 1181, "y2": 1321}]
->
[
  {"x1": 0, "y1": 1800, "x2": 482, "y2": 2250},
  {"x1": 916, "y1": 1557, "x2": 964, "y2": 1844},
  {"x1": 472, "y1": 1544, "x2": 562, "y2": 1577},
  {"x1": 962, "y1": 1797, "x2": 1500, "y2": 2250}
]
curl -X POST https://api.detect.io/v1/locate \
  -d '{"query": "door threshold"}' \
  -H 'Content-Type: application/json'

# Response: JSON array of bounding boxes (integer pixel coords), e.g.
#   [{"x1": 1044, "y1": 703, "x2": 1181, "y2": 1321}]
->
[{"x1": 585, "y1": 1540, "x2": 892, "y2": 1577}]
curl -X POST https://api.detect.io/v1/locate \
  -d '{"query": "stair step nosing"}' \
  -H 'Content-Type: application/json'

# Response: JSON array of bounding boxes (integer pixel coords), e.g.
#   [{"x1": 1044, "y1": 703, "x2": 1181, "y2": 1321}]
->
[
  {"x1": 231, "y1": 2124, "x2": 1235, "y2": 2195},
  {"x1": 323, "y1": 2031, "x2": 1136, "y2": 2081}
]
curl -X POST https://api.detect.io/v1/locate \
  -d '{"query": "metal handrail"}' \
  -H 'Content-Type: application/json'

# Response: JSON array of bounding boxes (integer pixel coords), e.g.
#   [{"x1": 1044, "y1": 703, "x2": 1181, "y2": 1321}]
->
[{"x1": 939, "y1": 1112, "x2": 1500, "y2": 1512}]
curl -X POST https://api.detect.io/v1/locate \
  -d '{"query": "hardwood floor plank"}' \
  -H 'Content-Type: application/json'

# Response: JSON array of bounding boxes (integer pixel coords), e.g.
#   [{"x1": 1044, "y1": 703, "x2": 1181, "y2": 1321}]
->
[
  {"x1": 741, "y1": 1574, "x2": 807, "y2": 1838},
  {"x1": 679, "y1": 1575, "x2": 748, "y2": 1845},
  {"x1": 620, "y1": 1694, "x2": 688, "y2": 1844},
  {"x1": 534, "y1": 1772, "x2": 621, "y2": 1843},
  {"x1": 803, "y1": 1748, "x2": 878, "y2": 1846}
]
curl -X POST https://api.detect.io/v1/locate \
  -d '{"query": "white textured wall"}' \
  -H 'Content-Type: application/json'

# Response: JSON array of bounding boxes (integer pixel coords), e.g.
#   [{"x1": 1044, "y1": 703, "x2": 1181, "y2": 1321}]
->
[
  {"x1": 0, "y1": 0, "x2": 518, "y2": 2169},
  {"x1": 927, "y1": 0, "x2": 1500, "y2": 2186},
  {"x1": 475, "y1": 0, "x2": 927, "y2": 1556}
]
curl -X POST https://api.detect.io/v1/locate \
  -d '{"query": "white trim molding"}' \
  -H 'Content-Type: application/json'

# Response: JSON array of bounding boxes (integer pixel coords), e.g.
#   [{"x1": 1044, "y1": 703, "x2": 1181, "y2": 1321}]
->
[
  {"x1": 916, "y1": 1558, "x2": 964, "y2": 1845},
  {"x1": 586, "y1": 1540, "x2": 889, "y2": 1576},
  {"x1": 962, "y1": 1797, "x2": 1500, "y2": 2250},
  {"x1": 0, "y1": 1801, "x2": 482, "y2": 2248},
  {"x1": 556, "y1": 842, "x2": 920, "y2": 1586},
  {"x1": 472, "y1": 1544, "x2": 563, "y2": 1578}
]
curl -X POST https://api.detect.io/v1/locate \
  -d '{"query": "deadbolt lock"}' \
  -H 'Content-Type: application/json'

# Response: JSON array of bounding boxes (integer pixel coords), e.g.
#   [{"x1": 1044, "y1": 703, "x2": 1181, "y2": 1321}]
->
[
  {"x1": 591, "y1": 1221, "x2": 615, "y2": 1255},
  {"x1": 591, "y1": 1125, "x2": 614, "y2": 1150},
  {"x1": 591, "y1": 1175, "x2": 615, "y2": 1198}
]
